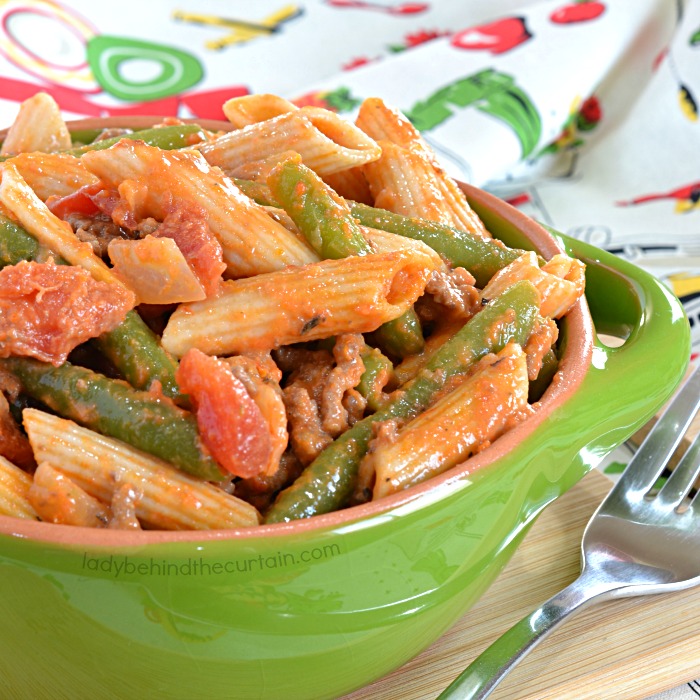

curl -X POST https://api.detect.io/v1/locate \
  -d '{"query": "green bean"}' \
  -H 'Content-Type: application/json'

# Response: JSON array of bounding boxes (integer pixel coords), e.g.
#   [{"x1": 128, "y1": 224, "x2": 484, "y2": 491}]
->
[
  {"x1": 349, "y1": 202, "x2": 523, "y2": 287},
  {"x1": 1, "y1": 357, "x2": 223, "y2": 481},
  {"x1": 267, "y1": 160, "x2": 425, "y2": 358},
  {"x1": 0, "y1": 217, "x2": 184, "y2": 401},
  {"x1": 232, "y1": 176, "x2": 524, "y2": 287},
  {"x1": 528, "y1": 348, "x2": 559, "y2": 402},
  {"x1": 92, "y1": 313, "x2": 182, "y2": 401},
  {"x1": 233, "y1": 177, "x2": 279, "y2": 207},
  {"x1": 264, "y1": 280, "x2": 541, "y2": 522},
  {"x1": 66, "y1": 124, "x2": 207, "y2": 156},
  {"x1": 368, "y1": 310, "x2": 425, "y2": 359},
  {"x1": 356, "y1": 346, "x2": 394, "y2": 413},
  {"x1": 0, "y1": 125, "x2": 208, "y2": 163},
  {"x1": 0, "y1": 214, "x2": 44, "y2": 266},
  {"x1": 267, "y1": 159, "x2": 370, "y2": 259}
]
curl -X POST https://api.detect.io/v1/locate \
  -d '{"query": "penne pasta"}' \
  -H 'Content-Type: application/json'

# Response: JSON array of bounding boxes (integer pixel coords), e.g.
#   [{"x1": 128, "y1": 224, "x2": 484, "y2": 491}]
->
[
  {"x1": 367, "y1": 343, "x2": 530, "y2": 500},
  {"x1": 81, "y1": 140, "x2": 319, "y2": 278},
  {"x1": 0, "y1": 92, "x2": 71, "y2": 156},
  {"x1": 28, "y1": 462, "x2": 110, "y2": 528},
  {"x1": 0, "y1": 455, "x2": 37, "y2": 519},
  {"x1": 108, "y1": 236, "x2": 206, "y2": 304},
  {"x1": 197, "y1": 107, "x2": 382, "y2": 178},
  {"x1": 323, "y1": 167, "x2": 374, "y2": 205},
  {"x1": 161, "y1": 249, "x2": 439, "y2": 357},
  {"x1": 23, "y1": 409, "x2": 261, "y2": 530},
  {"x1": 363, "y1": 139, "x2": 489, "y2": 238},
  {"x1": 223, "y1": 93, "x2": 297, "y2": 128},
  {"x1": 0, "y1": 163, "x2": 127, "y2": 288},
  {"x1": 357, "y1": 97, "x2": 489, "y2": 238},
  {"x1": 356, "y1": 96, "x2": 436, "y2": 160},
  {"x1": 3, "y1": 152, "x2": 98, "y2": 201},
  {"x1": 481, "y1": 251, "x2": 586, "y2": 319}
]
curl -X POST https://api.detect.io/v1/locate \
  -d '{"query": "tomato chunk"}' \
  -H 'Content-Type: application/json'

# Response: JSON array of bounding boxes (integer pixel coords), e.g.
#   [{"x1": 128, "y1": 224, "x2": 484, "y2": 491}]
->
[
  {"x1": 47, "y1": 183, "x2": 103, "y2": 219},
  {"x1": 176, "y1": 349, "x2": 272, "y2": 478},
  {"x1": 156, "y1": 203, "x2": 226, "y2": 296},
  {"x1": 0, "y1": 260, "x2": 135, "y2": 365}
]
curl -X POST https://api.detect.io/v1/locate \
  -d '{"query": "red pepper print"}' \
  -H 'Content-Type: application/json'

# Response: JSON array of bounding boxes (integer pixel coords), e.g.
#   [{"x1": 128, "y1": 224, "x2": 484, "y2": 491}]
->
[
  {"x1": 550, "y1": 2, "x2": 605, "y2": 24},
  {"x1": 576, "y1": 95, "x2": 602, "y2": 130},
  {"x1": 616, "y1": 181, "x2": 700, "y2": 213},
  {"x1": 326, "y1": 0, "x2": 429, "y2": 15},
  {"x1": 451, "y1": 17, "x2": 532, "y2": 55},
  {"x1": 180, "y1": 86, "x2": 249, "y2": 120}
]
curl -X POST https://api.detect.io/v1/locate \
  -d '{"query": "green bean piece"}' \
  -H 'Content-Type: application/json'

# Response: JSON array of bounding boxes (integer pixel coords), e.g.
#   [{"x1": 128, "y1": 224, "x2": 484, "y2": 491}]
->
[
  {"x1": 370, "y1": 311, "x2": 425, "y2": 360},
  {"x1": 356, "y1": 346, "x2": 395, "y2": 413},
  {"x1": 267, "y1": 160, "x2": 425, "y2": 358},
  {"x1": 349, "y1": 202, "x2": 523, "y2": 288},
  {"x1": 67, "y1": 128, "x2": 103, "y2": 146},
  {"x1": 267, "y1": 159, "x2": 372, "y2": 259},
  {"x1": 0, "y1": 218, "x2": 184, "y2": 401},
  {"x1": 0, "y1": 214, "x2": 45, "y2": 267},
  {"x1": 66, "y1": 124, "x2": 207, "y2": 156},
  {"x1": 2, "y1": 357, "x2": 223, "y2": 481},
  {"x1": 265, "y1": 280, "x2": 541, "y2": 522},
  {"x1": 232, "y1": 178, "x2": 279, "y2": 207},
  {"x1": 528, "y1": 348, "x2": 559, "y2": 402},
  {"x1": 232, "y1": 176, "x2": 525, "y2": 287},
  {"x1": 93, "y1": 312, "x2": 183, "y2": 401}
]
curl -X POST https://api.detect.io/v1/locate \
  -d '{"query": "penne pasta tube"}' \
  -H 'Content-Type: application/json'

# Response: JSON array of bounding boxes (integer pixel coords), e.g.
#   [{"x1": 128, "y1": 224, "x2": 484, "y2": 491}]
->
[
  {"x1": 161, "y1": 249, "x2": 439, "y2": 357},
  {"x1": 356, "y1": 97, "x2": 437, "y2": 161},
  {"x1": 223, "y1": 93, "x2": 297, "y2": 128},
  {"x1": 23, "y1": 409, "x2": 261, "y2": 530},
  {"x1": 481, "y1": 251, "x2": 586, "y2": 319},
  {"x1": 3, "y1": 153, "x2": 98, "y2": 201},
  {"x1": 0, "y1": 163, "x2": 126, "y2": 288},
  {"x1": 81, "y1": 140, "x2": 319, "y2": 277},
  {"x1": 197, "y1": 107, "x2": 382, "y2": 178},
  {"x1": 28, "y1": 462, "x2": 110, "y2": 528},
  {"x1": 323, "y1": 167, "x2": 374, "y2": 205},
  {"x1": 357, "y1": 97, "x2": 489, "y2": 238},
  {"x1": 363, "y1": 139, "x2": 489, "y2": 238},
  {"x1": 0, "y1": 455, "x2": 37, "y2": 519},
  {"x1": 108, "y1": 236, "x2": 206, "y2": 304},
  {"x1": 0, "y1": 93, "x2": 71, "y2": 156},
  {"x1": 368, "y1": 343, "x2": 530, "y2": 500}
]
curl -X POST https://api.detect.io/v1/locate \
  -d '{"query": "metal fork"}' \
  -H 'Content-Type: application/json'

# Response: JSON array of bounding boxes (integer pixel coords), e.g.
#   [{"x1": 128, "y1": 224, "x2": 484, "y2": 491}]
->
[{"x1": 438, "y1": 364, "x2": 700, "y2": 700}]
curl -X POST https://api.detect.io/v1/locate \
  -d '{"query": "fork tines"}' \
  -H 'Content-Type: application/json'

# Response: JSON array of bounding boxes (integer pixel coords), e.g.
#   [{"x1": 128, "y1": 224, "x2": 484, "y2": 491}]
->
[{"x1": 615, "y1": 365, "x2": 700, "y2": 501}]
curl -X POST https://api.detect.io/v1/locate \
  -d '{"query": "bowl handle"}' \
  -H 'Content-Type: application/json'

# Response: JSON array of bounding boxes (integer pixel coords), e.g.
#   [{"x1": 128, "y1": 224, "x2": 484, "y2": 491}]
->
[{"x1": 552, "y1": 229, "x2": 691, "y2": 454}]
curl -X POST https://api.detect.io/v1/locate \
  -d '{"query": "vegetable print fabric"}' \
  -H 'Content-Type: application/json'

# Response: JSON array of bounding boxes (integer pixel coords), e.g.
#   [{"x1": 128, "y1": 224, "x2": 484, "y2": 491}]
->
[
  {"x1": 0, "y1": 0, "x2": 696, "y2": 358},
  {"x1": 0, "y1": 1, "x2": 699, "y2": 696}
]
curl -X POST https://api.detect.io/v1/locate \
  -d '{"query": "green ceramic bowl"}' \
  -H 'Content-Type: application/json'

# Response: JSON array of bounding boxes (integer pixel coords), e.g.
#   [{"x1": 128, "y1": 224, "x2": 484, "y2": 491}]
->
[{"x1": 0, "y1": 138, "x2": 690, "y2": 699}]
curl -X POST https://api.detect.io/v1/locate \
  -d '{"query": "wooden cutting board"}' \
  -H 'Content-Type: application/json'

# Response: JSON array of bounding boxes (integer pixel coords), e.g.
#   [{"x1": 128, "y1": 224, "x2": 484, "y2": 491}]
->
[{"x1": 343, "y1": 467, "x2": 700, "y2": 700}]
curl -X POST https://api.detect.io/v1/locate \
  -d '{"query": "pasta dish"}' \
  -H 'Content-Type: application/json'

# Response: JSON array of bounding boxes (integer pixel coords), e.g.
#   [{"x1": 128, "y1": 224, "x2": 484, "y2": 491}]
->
[{"x1": 0, "y1": 92, "x2": 585, "y2": 530}]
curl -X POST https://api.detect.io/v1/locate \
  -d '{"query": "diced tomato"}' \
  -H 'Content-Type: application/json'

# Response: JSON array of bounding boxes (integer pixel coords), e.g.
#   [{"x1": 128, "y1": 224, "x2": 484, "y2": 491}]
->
[
  {"x1": 0, "y1": 260, "x2": 135, "y2": 365},
  {"x1": 176, "y1": 349, "x2": 272, "y2": 478},
  {"x1": 156, "y1": 203, "x2": 226, "y2": 296},
  {"x1": 47, "y1": 183, "x2": 103, "y2": 219}
]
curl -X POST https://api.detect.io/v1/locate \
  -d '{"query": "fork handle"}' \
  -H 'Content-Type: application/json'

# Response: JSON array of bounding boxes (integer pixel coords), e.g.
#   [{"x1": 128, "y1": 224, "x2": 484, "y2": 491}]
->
[{"x1": 436, "y1": 568, "x2": 622, "y2": 699}]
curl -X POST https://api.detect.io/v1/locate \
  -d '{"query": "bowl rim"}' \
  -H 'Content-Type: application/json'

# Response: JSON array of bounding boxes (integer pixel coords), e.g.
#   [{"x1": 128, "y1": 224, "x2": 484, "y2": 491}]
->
[{"x1": 0, "y1": 119, "x2": 594, "y2": 546}]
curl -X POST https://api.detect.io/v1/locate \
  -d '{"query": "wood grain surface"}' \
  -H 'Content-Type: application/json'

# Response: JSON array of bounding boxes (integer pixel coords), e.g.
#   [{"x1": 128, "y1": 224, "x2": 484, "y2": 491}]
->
[{"x1": 344, "y1": 466, "x2": 700, "y2": 700}]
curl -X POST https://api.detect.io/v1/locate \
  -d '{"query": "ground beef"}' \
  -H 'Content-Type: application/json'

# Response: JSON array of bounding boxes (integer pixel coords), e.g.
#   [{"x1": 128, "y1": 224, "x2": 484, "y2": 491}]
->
[{"x1": 66, "y1": 211, "x2": 134, "y2": 258}]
